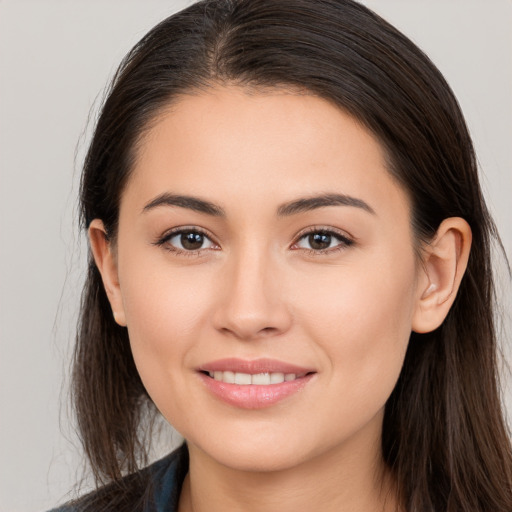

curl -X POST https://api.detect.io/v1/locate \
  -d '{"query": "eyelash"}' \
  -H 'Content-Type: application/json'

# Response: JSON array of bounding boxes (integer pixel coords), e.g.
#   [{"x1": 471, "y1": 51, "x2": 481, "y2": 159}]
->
[
  {"x1": 291, "y1": 227, "x2": 354, "y2": 255},
  {"x1": 153, "y1": 227, "x2": 219, "y2": 257},
  {"x1": 153, "y1": 226, "x2": 354, "y2": 257}
]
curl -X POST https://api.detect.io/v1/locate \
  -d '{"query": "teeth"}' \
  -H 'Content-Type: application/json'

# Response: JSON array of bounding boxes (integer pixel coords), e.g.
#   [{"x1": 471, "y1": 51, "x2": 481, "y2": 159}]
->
[
  {"x1": 223, "y1": 371, "x2": 235, "y2": 384},
  {"x1": 208, "y1": 371, "x2": 298, "y2": 385},
  {"x1": 270, "y1": 372, "x2": 285, "y2": 384},
  {"x1": 234, "y1": 372, "x2": 252, "y2": 385},
  {"x1": 252, "y1": 373, "x2": 271, "y2": 385}
]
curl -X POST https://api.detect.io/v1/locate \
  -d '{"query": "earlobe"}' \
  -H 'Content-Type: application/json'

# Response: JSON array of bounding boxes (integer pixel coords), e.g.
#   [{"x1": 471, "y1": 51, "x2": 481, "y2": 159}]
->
[
  {"x1": 412, "y1": 217, "x2": 472, "y2": 334},
  {"x1": 88, "y1": 219, "x2": 127, "y2": 327}
]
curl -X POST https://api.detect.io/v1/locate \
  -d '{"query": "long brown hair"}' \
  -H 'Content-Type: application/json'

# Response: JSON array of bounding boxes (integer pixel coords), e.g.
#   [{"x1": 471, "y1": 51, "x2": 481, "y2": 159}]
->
[{"x1": 72, "y1": 0, "x2": 512, "y2": 510}]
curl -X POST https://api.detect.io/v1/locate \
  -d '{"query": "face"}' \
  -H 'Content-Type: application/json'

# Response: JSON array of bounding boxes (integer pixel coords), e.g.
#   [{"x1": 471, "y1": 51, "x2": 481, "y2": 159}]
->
[{"x1": 106, "y1": 86, "x2": 427, "y2": 473}]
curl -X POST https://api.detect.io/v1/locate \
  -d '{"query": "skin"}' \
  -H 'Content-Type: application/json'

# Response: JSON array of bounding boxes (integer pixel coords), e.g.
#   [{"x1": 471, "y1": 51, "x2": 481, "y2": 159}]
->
[{"x1": 90, "y1": 86, "x2": 471, "y2": 512}]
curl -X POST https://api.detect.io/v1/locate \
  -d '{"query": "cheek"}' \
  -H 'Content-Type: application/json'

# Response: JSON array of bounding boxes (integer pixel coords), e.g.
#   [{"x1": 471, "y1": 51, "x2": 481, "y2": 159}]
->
[
  {"x1": 296, "y1": 252, "x2": 417, "y2": 403},
  {"x1": 117, "y1": 263, "x2": 220, "y2": 428},
  {"x1": 116, "y1": 250, "x2": 217, "y2": 391}
]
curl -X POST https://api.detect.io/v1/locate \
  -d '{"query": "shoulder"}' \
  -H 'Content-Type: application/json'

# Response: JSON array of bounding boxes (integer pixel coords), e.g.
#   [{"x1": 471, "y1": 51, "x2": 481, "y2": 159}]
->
[
  {"x1": 149, "y1": 442, "x2": 189, "y2": 509},
  {"x1": 47, "y1": 444, "x2": 188, "y2": 512}
]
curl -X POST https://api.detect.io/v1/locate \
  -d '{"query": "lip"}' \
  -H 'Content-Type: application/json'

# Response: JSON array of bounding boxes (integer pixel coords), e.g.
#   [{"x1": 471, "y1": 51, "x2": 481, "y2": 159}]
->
[
  {"x1": 198, "y1": 358, "x2": 316, "y2": 410},
  {"x1": 199, "y1": 358, "x2": 313, "y2": 375}
]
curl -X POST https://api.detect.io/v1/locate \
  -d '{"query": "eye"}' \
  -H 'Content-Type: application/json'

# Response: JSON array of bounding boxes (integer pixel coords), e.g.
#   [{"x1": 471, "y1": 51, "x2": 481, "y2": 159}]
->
[
  {"x1": 155, "y1": 228, "x2": 218, "y2": 253},
  {"x1": 293, "y1": 229, "x2": 353, "y2": 253}
]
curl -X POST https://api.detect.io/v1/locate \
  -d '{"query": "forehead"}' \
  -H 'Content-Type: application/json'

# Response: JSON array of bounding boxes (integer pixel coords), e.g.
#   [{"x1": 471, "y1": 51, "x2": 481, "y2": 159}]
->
[{"x1": 125, "y1": 86, "x2": 410, "y2": 221}]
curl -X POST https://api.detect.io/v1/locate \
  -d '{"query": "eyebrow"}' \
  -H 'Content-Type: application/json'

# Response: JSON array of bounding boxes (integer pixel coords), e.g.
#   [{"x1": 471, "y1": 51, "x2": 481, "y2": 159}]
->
[
  {"x1": 142, "y1": 193, "x2": 226, "y2": 216},
  {"x1": 142, "y1": 192, "x2": 375, "y2": 217},
  {"x1": 277, "y1": 193, "x2": 375, "y2": 216}
]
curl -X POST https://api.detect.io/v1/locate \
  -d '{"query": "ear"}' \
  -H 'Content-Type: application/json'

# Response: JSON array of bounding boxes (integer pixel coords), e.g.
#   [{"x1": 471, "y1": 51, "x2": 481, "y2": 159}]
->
[
  {"x1": 88, "y1": 219, "x2": 127, "y2": 327},
  {"x1": 412, "y1": 217, "x2": 472, "y2": 333}
]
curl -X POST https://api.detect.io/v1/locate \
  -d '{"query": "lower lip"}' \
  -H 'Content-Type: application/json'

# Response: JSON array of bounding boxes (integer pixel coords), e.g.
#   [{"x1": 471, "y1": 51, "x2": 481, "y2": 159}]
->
[{"x1": 199, "y1": 373, "x2": 315, "y2": 409}]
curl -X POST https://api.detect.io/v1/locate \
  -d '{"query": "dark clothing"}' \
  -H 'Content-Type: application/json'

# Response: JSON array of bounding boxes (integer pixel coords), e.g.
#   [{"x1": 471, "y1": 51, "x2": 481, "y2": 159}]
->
[{"x1": 49, "y1": 444, "x2": 188, "y2": 512}]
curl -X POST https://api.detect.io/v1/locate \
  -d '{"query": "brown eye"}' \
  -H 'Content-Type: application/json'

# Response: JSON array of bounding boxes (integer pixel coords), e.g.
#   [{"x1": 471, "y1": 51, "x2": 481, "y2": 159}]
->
[
  {"x1": 181, "y1": 232, "x2": 205, "y2": 250},
  {"x1": 295, "y1": 230, "x2": 353, "y2": 252},
  {"x1": 165, "y1": 230, "x2": 216, "y2": 252},
  {"x1": 308, "y1": 233, "x2": 332, "y2": 250}
]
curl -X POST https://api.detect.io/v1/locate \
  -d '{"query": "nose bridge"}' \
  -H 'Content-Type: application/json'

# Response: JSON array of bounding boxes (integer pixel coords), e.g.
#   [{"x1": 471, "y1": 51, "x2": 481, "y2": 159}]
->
[{"x1": 213, "y1": 239, "x2": 291, "y2": 339}]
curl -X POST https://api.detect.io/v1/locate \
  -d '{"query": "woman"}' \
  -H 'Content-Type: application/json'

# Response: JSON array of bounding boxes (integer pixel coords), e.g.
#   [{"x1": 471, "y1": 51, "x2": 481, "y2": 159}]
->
[{"x1": 52, "y1": 0, "x2": 512, "y2": 510}]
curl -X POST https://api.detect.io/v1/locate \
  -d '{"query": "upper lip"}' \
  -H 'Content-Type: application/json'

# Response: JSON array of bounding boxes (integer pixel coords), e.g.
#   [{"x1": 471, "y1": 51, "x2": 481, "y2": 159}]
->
[{"x1": 199, "y1": 358, "x2": 315, "y2": 375}]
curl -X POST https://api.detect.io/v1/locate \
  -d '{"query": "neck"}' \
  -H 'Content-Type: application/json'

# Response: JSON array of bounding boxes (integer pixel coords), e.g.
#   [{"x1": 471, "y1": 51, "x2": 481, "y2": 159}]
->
[{"x1": 178, "y1": 424, "x2": 399, "y2": 512}]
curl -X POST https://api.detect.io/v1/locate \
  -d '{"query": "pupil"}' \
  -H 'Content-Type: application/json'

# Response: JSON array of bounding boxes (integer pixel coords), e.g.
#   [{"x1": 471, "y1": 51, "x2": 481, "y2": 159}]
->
[
  {"x1": 181, "y1": 232, "x2": 203, "y2": 250},
  {"x1": 309, "y1": 233, "x2": 331, "y2": 250}
]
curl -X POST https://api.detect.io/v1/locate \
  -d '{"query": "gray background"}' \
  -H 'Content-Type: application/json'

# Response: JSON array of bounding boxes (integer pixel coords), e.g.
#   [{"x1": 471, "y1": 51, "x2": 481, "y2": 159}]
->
[{"x1": 0, "y1": 1, "x2": 510, "y2": 511}]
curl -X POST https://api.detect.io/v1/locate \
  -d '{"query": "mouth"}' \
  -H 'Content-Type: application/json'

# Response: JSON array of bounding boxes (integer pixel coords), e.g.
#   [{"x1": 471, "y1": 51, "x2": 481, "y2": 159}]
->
[
  {"x1": 197, "y1": 358, "x2": 316, "y2": 409},
  {"x1": 202, "y1": 370, "x2": 310, "y2": 385}
]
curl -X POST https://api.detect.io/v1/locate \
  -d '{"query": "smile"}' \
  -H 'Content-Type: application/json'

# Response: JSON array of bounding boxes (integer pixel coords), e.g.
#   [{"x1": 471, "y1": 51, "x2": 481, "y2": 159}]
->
[
  {"x1": 198, "y1": 359, "x2": 316, "y2": 409},
  {"x1": 207, "y1": 371, "x2": 304, "y2": 385}
]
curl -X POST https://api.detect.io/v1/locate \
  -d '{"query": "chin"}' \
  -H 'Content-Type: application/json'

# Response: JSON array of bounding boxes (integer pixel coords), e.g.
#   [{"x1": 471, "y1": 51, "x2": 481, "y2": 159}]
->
[
  {"x1": 205, "y1": 441, "x2": 311, "y2": 473},
  {"x1": 184, "y1": 421, "x2": 335, "y2": 474}
]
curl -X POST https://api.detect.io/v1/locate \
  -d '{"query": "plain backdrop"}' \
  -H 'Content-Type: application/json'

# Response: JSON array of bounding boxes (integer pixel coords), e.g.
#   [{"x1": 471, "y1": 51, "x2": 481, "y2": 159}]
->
[{"x1": 0, "y1": 1, "x2": 511, "y2": 511}]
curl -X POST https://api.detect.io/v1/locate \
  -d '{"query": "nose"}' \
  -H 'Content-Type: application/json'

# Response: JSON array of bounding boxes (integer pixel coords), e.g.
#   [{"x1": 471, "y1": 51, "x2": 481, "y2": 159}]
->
[{"x1": 212, "y1": 247, "x2": 293, "y2": 341}]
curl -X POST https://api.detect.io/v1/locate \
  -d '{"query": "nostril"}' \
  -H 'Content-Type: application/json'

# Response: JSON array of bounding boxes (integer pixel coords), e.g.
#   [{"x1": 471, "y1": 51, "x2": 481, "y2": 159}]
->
[{"x1": 212, "y1": 294, "x2": 293, "y2": 340}]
